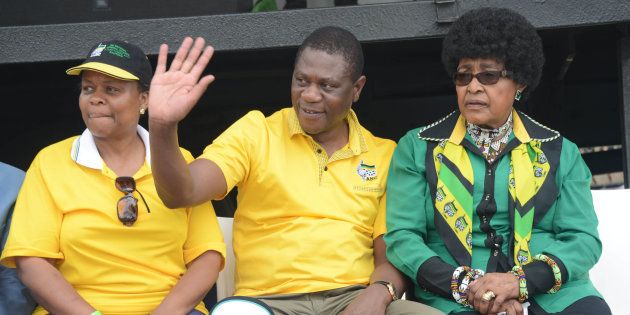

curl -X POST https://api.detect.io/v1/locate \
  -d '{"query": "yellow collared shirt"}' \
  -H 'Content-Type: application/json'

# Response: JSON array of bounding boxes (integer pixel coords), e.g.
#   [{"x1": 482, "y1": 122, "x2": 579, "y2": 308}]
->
[
  {"x1": 1, "y1": 127, "x2": 226, "y2": 315},
  {"x1": 198, "y1": 108, "x2": 396, "y2": 296}
]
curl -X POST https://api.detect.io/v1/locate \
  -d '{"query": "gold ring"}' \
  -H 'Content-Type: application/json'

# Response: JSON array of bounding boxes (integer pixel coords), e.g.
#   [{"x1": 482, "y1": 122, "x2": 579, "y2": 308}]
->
[{"x1": 482, "y1": 290, "x2": 496, "y2": 302}]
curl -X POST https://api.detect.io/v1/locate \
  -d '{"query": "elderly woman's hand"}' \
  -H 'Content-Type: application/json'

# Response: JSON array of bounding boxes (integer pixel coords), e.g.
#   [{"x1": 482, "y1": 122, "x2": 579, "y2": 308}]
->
[
  {"x1": 492, "y1": 299, "x2": 524, "y2": 315},
  {"x1": 467, "y1": 272, "x2": 519, "y2": 315}
]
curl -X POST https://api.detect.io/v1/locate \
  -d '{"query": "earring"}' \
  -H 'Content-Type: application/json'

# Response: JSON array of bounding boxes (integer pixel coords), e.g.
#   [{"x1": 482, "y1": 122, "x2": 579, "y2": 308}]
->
[
  {"x1": 140, "y1": 108, "x2": 146, "y2": 115},
  {"x1": 514, "y1": 90, "x2": 522, "y2": 101}
]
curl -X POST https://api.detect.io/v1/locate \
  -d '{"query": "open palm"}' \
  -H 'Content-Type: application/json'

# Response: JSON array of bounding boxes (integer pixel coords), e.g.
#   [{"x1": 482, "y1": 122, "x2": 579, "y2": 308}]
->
[{"x1": 148, "y1": 37, "x2": 215, "y2": 125}]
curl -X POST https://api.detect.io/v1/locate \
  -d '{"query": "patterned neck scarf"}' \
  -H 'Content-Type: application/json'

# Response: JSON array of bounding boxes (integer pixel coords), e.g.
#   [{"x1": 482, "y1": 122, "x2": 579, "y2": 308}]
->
[
  {"x1": 432, "y1": 112, "x2": 549, "y2": 267},
  {"x1": 466, "y1": 113, "x2": 513, "y2": 163}
]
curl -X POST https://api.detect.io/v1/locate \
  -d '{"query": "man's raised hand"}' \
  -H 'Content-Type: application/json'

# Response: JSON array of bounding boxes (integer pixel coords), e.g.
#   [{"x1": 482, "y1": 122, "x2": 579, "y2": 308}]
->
[{"x1": 148, "y1": 37, "x2": 215, "y2": 125}]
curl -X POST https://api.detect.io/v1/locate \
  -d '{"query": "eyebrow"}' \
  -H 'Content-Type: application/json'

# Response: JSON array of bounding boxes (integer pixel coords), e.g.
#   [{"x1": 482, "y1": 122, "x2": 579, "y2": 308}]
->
[
  {"x1": 479, "y1": 62, "x2": 501, "y2": 69},
  {"x1": 82, "y1": 78, "x2": 126, "y2": 86},
  {"x1": 294, "y1": 72, "x2": 340, "y2": 83}
]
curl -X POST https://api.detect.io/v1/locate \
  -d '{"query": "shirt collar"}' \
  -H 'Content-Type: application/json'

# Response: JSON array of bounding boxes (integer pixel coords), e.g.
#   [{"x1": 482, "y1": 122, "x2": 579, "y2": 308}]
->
[
  {"x1": 419, "y1": 109, "x2": 560, "y2": 144},
  {"x1": 70, "y1": 125, "x2": 151, "y2": 170},
  {"x1": 287, "y1": 108, "x2": 368, "y2": 154},
  {"x1": 466, "y1": 112, "x2": 513, "y2": 142}
]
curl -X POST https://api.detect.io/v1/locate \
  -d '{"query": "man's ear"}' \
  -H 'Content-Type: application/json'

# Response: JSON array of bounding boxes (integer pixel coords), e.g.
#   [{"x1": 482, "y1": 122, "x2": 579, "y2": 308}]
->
[{"x1": 353, "y1": 75, "x2": 367, "y2": 103}]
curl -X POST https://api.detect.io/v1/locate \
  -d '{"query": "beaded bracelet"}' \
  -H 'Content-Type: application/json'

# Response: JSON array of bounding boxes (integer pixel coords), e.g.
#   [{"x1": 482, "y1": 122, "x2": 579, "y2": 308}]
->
[
  {"x1": 452, "y1": 267, "x2": 486, "y2": 306},
  {"x1": 451, "y1": 266, "x2": 471, "y2": 305},
  {"x1": 460, "y1": 268, "x2": 486, "y2": 294},
  {"x1": 533, "y1": 253, "x2": 562, "y2": 293},
  {"x1": 459, "y1": 271, "x2": 476, "y2": 306},
  {"x1": 459, "y1": 268, "x2": 486, "y2": 306},
  {"x1": 511, "y1": 265, "x2": 528, "y2": 302}
]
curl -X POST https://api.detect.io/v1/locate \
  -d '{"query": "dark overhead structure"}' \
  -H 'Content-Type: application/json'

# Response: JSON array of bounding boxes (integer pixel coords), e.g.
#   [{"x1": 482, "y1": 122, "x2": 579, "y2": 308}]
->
[{"x1": 1, "y1": 0, "x2": 630, "y2": 188}]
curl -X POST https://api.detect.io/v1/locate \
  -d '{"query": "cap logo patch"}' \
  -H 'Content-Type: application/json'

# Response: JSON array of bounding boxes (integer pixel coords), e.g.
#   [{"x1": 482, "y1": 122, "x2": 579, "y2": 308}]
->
[
  {"x1": 356, "y1": 160, "x2": 377, "y2": 181},
  {"x1": 105, "y1": 44, "x2": 131, "y2": 58},
  {"x1": 90, "y1": 43, "x2": 107, "y2": 57}
]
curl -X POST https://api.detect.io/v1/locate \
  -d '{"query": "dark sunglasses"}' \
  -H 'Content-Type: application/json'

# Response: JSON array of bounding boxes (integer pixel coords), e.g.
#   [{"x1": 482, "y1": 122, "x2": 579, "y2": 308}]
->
[
  {"x1": 115, "y1": 176, "x2": 150, "y2": 226},
  {"x1": 453, "y1": 70, "x2": 512, "y2": 86}
]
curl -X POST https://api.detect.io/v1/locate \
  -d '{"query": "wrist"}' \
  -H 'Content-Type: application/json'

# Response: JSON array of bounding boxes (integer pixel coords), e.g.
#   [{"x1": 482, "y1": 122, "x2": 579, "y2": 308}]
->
[
  {"x1": 510, "y1": 265, "x2": 529, "y2": 302},
  {"x1": 371, "y1": 280, "x2": 398, "y2": 302},
  {"x1": 149, "y1": 116, "x2": 178, "y2": 129}
]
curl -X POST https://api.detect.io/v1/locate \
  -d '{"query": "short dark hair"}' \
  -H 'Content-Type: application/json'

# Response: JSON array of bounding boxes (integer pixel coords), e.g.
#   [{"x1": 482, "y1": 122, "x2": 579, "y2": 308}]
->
[
  {"x1": 442, "y1": 7, "x2": 544, "y2": 100},
  {"x1": 295, "y1": 26, "x2": 364, "y2": 81},
  {"x1": 138, "y1": 81, "x2": 149, "y2": 92}
]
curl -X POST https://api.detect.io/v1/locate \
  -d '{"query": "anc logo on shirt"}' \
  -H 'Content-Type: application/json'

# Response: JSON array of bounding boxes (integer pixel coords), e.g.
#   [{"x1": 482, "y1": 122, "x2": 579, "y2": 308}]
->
[{"x1": 356, "y1": 160, "x2": 377, "y2": 181}]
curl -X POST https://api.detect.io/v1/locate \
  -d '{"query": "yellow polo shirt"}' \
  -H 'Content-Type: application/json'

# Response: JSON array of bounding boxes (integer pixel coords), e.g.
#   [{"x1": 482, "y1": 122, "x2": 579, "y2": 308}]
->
[
  {"x1": 1, "y1": 127, "x2": 226, "y2": 315},
  {"x1": 198, "y1": 108, "x2": 396, "y2": 296}
]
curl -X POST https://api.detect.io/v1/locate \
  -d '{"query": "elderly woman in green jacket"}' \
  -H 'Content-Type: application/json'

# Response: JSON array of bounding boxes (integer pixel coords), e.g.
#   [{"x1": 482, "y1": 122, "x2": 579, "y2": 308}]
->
[{"x1": 384, "y1": 7, "x2": 611, "y2": 315}]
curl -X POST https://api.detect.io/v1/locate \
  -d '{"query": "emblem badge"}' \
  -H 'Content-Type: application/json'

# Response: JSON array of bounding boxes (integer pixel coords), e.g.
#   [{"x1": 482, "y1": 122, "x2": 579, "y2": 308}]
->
[
  {"x1": 444, "y1": 201, "x2": 457, "y2": 217},
  {"x1": 356, "y1": 160, "x2": 377, "y2": 181},
  {"x1": 90, "y1": 43, "x2": 107, "y2": 57},
  {"x1": 517, "y1": 249, "x2": 530, "y2": 264},
  {"x1": 455, "y1": 216, "x2": 468, "y2": 231}
]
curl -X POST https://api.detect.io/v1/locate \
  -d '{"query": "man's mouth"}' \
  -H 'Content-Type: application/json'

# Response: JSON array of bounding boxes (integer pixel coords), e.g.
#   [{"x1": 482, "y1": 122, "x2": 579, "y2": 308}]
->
[{"x1": 300, "y1": 107, "x2": 324, "y2": 115}]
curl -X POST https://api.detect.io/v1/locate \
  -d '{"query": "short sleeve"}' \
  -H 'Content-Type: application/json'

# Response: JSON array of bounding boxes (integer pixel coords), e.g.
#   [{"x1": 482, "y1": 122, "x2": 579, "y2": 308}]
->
[
  {"x1": 182, "y1": 201, "x2": 226, "y2": 269},
  {"x1": 373, "y1": 190, "x2": 387, "y2": 239},
  {"x1": 1, "y1": 154, "x2": 64, "y2": 267},
  {"x1": 196, "y1": 111, "x2": 266, "y2": 197}
]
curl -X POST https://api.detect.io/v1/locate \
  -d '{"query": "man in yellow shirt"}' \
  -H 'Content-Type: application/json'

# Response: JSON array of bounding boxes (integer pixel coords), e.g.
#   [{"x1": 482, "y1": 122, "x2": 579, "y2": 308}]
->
[{"x1": 147, "y1": 27, "x2": 442, "y2": 314}]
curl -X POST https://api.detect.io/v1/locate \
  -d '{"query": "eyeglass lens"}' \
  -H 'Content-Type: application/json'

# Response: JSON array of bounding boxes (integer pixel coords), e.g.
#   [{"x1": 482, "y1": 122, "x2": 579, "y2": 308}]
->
[
  {"x1": 117, "y1": 194, "x2": 138, "y2": 226},
  {"x1": 454, "y1": 71, "x2": 507, "y2": 86},
  {"x1": 116, "y1": 176, "x2": 138, "y2": 226}
]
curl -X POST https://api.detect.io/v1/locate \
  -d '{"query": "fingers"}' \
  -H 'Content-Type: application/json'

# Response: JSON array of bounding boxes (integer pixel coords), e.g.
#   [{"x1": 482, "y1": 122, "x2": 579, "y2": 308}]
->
[
  {"x1": 190, "y1": 45, "x2": 215, "y2": 79},
  {"x1": 170, "y1": 37, "x2": 194, "y2": 72},
  {"x1": 504, "y1": 299, "x2": 523, "y2": 315},
  {"x1": 480, "y1": 298, "x2": 491, "y2": 315},
  {"x1": 473, "y1": 286, "x2": 491, "y2": 314},
  {"x1": 180, "y1": 37, "x2": 206, "y2": 73},
  {"x1": 155, "y1": 43, "x2": 169, "y2": 75},
  {"x1": 490, "y1": 293, "x2": 508, "y2": 314},
  {"x1": 188, "y1": 74, "x2": 215, "y2": 102}
]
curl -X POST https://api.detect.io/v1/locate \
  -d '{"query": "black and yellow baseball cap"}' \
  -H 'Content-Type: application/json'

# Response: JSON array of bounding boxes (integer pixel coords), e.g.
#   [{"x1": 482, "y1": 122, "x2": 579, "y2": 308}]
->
[{"x1": 66, "y1": 40, "x2": 152, "y2": 88}]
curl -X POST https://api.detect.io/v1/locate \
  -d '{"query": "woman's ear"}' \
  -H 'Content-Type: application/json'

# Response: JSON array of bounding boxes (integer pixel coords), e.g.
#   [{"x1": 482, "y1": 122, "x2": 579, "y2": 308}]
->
[{"x1": 139, "y1": 90, "x2": 149, "y2": 114}]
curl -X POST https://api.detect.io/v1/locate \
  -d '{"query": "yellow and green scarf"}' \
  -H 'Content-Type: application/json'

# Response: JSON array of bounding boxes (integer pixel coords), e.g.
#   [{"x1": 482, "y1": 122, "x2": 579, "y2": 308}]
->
[{"x1": 432, "y1": 112, "x2": 549, "y2": 267}]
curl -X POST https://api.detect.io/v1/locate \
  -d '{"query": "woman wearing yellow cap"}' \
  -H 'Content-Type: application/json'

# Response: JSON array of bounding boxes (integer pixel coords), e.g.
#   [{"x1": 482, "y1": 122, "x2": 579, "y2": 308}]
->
[{"x1": 1, "y1": 40, "x2": 225, "y2": 315}]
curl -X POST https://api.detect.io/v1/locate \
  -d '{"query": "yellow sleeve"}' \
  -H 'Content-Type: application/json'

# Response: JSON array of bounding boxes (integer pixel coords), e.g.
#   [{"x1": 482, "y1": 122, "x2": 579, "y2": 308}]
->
[
  {"x1": 196, "y1": 111, "x2": 266, "y2": 196},
  {"x1": 372, "y1": 138, "x2": 396, "y2": 239},
  {"x1": 1, "y1": 154, "x2": 64, "y2": 267},
  {"x1": 373, "y1": 192, "x2": 387, "y2": 239},
  {"x1": 182, "y1": 201, "x2": 226, "y2": 269}
]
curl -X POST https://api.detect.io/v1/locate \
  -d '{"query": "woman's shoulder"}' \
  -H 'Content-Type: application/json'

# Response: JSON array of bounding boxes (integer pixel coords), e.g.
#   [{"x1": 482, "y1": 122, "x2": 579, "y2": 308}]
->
[
  {"x1": 35, "y1": 136, "x2": 80, "y2": 161},
  {"x1": 398, "y1": 126, "x2": 430, "y2": 146}
]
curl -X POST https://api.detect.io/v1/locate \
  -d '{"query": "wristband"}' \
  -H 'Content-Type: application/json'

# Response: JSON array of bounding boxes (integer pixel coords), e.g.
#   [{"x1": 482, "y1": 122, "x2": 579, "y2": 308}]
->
[
  {"x1": 91, "y1": 311, "x2": 103, "y2": 315},
  {"x1": 372, "y1": 280, "x2": 398, "y2": 301},
  {"x1": 451, "y1": 266, "x2": 485, "y2": 307},
  {"x1": 533, "y1": 253, "x2": 562, "y2": 293},
  {"x1": 451, "y1": 266, "x2": 471, "y2": 305},
  {"x1": 510, "y1": 265, "x2": 528, "y2": 302}
]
